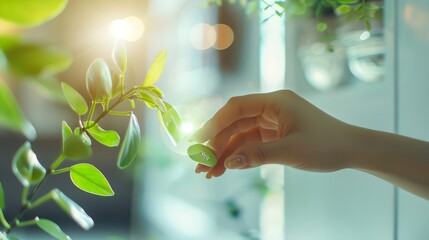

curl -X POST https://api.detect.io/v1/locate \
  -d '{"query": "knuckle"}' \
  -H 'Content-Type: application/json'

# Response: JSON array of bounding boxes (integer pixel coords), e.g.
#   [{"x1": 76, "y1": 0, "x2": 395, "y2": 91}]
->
[
  {"x1": 244, "y1": 145, "x2": 266, "y2": 167},
  {"x1": 278, "y1": 89, "x2": 295, "y2": 99},
  {"x1": 226, "y1": 96, "x2": 244, "y2": 117},
  {"x1": 227, "y1": 96, "x2": 240, "y2": 105}
]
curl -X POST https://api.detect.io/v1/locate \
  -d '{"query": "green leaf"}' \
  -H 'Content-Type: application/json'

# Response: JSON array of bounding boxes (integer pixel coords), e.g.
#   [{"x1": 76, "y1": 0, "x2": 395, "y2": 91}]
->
[
  {"x1": 146, "y1": 86, "x2": 164, "y2": 98},
  {"x1": 129, "y1": 99, "x2": 135, "y2": 109},
  {"x1": 86, "y1": 58, "x2": 112, "y2": 103},
  {"x1": 36, "y1": 218, "x2": 71, "y2": 240},
  {"x1": 142, "y1": 50, "x2": 167, "y2": 87},
  {"x1": 275, "y1": 1, "x2": 286, "y2": 9},
  {"x1": 336, "y1": 5, "x2": 352, "y2": 15},
  {"x1": 0, "y1": 35, "x2": 20, "y2": 51},
  {"x1": 51, "y1": 189, "x2": 94, "y2": 230},
  {"x1": 365, "y1": 19, "x2": 371, "y2": 31},
  {"x1": 0, "y1": 0, "x2": 68, "y2": 27},
  {"x1": 287, "y1": 1, "x2": 307, "y2": 16},
  {"x1": 137, "y1": 88, "x2": 166, "y2": 112},
  {"x1": 5, "y1": 43, "x2": 72, "y2": 77},
  {"x1": 70, "y1": 163, "x2": 114, "y2": 196},
  {"x1": 63, "y1": 135, "x2": 92, "y2": 160},
  {"x1": 12, "y1": 142, "x2": 46, "y2": 186},
  {"x1": 0, "y1": 181, "x2": 4, "y2": 210},
  {"x1": 245, "y1": 0, "x2": 259, "y2": 15},
  {"x1": 316, "y1": 22, "x2": 328, "y2": 32},
  {"x1": 112, "y1": 40, "x2": 127, "y2": 74},
  {"x1": 0, "y1": 80, "x2": 36, "y2": 140},
  {"x1": 354, "y1": 3, "x2": 364, "y2": 12},
  {"x1": 158, "y1": 101, "x2": 182, "y2": 146},
  {"x1": 367, "y1": 3, "x2": 381, "y2": 10},
  {"x1": 111, "y1": 72, "x2": 122, "y2": 98},
  {"x1": 61, "y1": 82, "x2": 88, "y2": 115},
  {"x1": 187, "y1": 144, "x2": 218, "y2": 167},
  {"x1": 337, "y1": 0, "x2": 359, "y2": 3},
  {"x1": 117, "y1": 113, "x2": 141, "y2": 169},
  {"x1": 61, "y1": 121, "x2": 73, "y2": 149},
  {"x1": 85, "y1": 122, "x2": 120, "y2": 147},
  {"x1": 74, "y1": 127, "x2": 92, "y2": 146},
  {"x1": 24, "y1": 76, "x2": 66, "y2": 102}
]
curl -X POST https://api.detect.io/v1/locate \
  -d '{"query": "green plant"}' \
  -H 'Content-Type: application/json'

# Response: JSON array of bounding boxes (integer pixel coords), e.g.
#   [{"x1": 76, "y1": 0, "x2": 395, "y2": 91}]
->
[
  {"x1": 0, "y1": 0, "x2": 72, "y2": 140},
  {"x1": 0, "y1": 1, "x2": 185, "y2": 239},
  {"x1": 204, "y1": 0, "x2": 382, "y2": 31},
  {"x1": 1, "y1": 40, "x2": 183, "y2": 239}
]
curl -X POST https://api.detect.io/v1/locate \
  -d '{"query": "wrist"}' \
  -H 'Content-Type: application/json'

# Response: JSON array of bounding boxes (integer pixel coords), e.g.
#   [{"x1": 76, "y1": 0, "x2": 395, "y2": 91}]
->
[{"x1": 341, "y1": 125, "x2": 386, "y2": 171}]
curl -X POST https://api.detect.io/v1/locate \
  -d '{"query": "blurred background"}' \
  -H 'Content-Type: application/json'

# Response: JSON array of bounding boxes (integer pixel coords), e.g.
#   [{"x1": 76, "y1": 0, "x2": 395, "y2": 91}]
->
[{"x1": 1, "y1": 0, "x2": 429, "y2": 239}]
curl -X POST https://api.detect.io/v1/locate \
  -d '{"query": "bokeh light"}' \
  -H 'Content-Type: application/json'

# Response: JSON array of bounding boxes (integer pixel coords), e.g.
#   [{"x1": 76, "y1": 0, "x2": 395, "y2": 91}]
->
[
  {"x1": 213, "y1": 24, "x2": 234, "y2": 50},
  {"x1": 188, "y1": 23, "x2": 216, "y2": 50},
  {"x1": 360, "y1": 31, "x2": 371, "y2": 41},
  {"x1": 109, "y1": 16, "x2": 144, "y2": 41}
]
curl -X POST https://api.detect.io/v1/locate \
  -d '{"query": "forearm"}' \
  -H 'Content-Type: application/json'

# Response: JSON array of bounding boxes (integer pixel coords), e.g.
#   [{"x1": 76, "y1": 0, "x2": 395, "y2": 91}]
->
[{"x1": 347, "y1": 125, "x2": 429, "y2": 200}]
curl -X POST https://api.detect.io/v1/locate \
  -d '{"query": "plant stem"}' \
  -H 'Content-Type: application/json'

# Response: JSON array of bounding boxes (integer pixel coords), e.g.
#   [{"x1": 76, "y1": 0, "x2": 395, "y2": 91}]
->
[
  {"x1": 21, "y1": 186, "x2": 29, "y2": 205},
  {"x1": 84, "y1": 87, "x2": 137, "y2": 130},
  {"x1": 5, "y1": 170, "x2": 51, "y2": 234},
  {"x1": 107, "y1": 111, "x2": 132, "y2": 117},
  {"x1": 0, "y1": 210, "x2": 10, "y2": 229},
  {"x1": 86, "y1": 100, "x2": 96, "y2": 126},
  {"x1": 49, "y1": 154, "x2": 66, "y2": 171},
  {"x1": 120, "y1": 74, "x2": 125, "y2": 95},
  {"x1": 16, "y1": 218, "x2": 38, "y2": 227},
  {"x1": 29, "y1": 192, "x2": 54, "y2": 210},
  {"x1": 51, "y1": 167, "x2": 71, "y2": 175}
]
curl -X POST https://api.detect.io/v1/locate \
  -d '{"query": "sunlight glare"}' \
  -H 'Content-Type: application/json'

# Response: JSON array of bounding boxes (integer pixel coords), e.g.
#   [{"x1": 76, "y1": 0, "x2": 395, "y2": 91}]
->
[{"x1": 109, "y1": 16, "x2": 144, "y2": 42}]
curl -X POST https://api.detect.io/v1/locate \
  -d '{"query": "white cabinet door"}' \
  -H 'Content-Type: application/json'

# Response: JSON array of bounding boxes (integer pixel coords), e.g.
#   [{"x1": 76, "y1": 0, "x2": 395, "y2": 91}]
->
[
  {"x1": 283, "y1": 87, "x2": 396, "y2": 240},
  {"x1": 283, "y1": 1, "x2": 396, "y2": 239},
  {"x1": 397, "y1": 0, "x2": 429, "y2": 239}
]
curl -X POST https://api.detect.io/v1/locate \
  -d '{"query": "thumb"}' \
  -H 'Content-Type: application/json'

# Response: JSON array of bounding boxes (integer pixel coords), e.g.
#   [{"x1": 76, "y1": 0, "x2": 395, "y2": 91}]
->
[{"x1": 224, "y1": 141, "x2": 284, "y2": 169}]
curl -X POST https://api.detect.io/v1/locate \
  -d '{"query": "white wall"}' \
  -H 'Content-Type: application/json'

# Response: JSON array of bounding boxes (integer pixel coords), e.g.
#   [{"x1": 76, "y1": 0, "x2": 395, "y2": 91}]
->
[
  {"x1": 396, "y1": 0, "x2": 429, "y2": 239},
  {"x1": 283, "y1": 0, "x2": 429, "y2": 239}
]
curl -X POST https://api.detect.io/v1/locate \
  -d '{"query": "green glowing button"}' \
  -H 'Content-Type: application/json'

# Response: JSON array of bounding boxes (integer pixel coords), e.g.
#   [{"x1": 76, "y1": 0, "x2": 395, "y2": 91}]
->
[{"x1": 187, "y1": 144, "x2": 217, "y2": 167}]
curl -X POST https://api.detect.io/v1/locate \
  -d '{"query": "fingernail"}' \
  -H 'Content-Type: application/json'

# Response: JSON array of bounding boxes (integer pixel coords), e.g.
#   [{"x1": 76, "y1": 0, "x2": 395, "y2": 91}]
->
[
  {"x1": 225, "y1": 155, "x2": 246, "y2": 169},
  {"x1": 206, "y1": 173, "x2": 212, "y2": 179},
  {"x1": 195, "y1": 166, "x2": 202, "y2": 174}
]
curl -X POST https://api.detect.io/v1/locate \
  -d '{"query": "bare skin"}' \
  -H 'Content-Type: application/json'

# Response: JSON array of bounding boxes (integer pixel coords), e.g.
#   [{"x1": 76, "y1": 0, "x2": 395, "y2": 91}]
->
[{"x1": 190, "y1": 90, "x2": 429, "y2": 200}]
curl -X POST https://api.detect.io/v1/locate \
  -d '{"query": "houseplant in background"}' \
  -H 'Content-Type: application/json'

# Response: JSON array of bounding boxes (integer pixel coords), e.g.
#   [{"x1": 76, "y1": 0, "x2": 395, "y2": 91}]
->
[
  {"x1": 0, "y1": 1, "x2": 184, "y2": 239},
  {"x1": 205, "y1": 0, "x2": 383, "y2": 32}
]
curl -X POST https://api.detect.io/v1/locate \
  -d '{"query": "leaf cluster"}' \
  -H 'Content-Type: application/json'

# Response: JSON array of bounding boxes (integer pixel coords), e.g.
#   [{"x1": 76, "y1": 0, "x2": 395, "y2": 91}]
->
[
  {"x1": 0, "y1": 0, "x2": 73, "y2": 140},
  {"x1": 0, "y1": 38, "x2": 184, "y2": 239},
  {"x1": 0, "y1": 1, "x2": 182, "y2": 237},
  {"x1": 204, "y1": 0, "x2": 383, "y2": 31}
]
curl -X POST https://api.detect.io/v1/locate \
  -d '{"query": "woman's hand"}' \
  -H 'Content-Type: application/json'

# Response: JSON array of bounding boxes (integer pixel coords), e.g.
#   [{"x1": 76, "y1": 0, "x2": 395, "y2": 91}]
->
[{"x1": 190, "y1": 90, "x2": 354, "y2": 179}]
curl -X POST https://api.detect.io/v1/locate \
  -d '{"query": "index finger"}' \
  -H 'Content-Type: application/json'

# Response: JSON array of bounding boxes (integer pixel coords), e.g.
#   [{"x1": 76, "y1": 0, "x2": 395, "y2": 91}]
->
[{"x1": 190, "y1": 93, "x2": 270, "y2": 143}]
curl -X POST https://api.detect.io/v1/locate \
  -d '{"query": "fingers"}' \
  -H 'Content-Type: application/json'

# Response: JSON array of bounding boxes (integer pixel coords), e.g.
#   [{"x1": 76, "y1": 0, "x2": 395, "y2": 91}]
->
[
  {"x1": 195, "y1": 164, "x2": 210, "y2": 173},
  {"x1": 201, "y1": 128, "x2": 277, "y2": 179},
  {"x1": 208, "y1": 115, "x2": 280, "y2": 159},
  {"x1": 190, "y1": 93, "x2": 270, "y2": 143},
  {"x1": 224, "y1": 137, "x2": 289, "y2": 170},
  {"x1": 207, "y1": 117, "x2": 259, "y2": 158}
]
